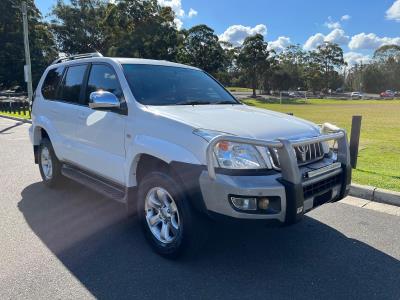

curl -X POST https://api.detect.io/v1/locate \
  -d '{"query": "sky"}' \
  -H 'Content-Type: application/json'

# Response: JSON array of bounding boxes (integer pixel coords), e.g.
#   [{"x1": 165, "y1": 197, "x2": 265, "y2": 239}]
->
[{"x1": 35, "y1": 0, "x2": 400, "y2": 65}]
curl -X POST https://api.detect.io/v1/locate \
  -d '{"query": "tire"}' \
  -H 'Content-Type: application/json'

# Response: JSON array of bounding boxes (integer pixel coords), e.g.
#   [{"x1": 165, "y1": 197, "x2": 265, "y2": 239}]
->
[
  {"x1": 38, "y1": 138, "x2": 63, "y2": 187},
  {"x1": 137, "y1": 171, "x2": 206, "y2": 259}
]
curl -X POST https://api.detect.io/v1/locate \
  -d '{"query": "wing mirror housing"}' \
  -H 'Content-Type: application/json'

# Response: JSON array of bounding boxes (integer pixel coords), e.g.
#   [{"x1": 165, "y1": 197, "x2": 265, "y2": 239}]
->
[{"x1": 89, "y1": 91, "x2": 120, "y2": 109}]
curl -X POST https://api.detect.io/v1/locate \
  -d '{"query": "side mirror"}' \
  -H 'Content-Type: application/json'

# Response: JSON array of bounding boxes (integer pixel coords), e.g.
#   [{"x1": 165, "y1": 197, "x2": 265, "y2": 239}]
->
[{"x1": 89, "y1": 91, "x2": 120, "y2": 109}]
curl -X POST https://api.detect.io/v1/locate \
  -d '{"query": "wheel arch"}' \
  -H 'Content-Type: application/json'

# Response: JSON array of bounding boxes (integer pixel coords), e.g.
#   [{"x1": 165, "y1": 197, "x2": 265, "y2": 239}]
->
[
  {"x1": 32, "y1": 126, "x2": 51, "y2": 164},
  {"x1": 125, "y1": 135, "x2": 202, "y2": 187},
  {"x1": 32, "y1": 126, "x2": 50, "y2": 146},
  {"x1": 127, "y1": 153, "x2": 208, "y2": 216}
]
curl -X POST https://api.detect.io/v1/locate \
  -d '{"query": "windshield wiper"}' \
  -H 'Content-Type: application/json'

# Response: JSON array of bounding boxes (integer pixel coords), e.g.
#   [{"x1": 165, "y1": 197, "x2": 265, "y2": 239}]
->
[
  {"x1": 214, "y1": 100, "x2": 237, "y2": 104},
  {"x1": 176, "y1": 100, "x2": 237, "y2": 105},
  {"x1": 176, "y1": 100, "x2": 212, "y2": 105}
]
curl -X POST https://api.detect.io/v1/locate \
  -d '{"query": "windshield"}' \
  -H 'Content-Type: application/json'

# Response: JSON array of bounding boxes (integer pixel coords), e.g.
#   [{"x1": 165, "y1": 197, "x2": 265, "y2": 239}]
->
[{"x1": 122, "y1": 64, "x2": 239, "y2": 106}]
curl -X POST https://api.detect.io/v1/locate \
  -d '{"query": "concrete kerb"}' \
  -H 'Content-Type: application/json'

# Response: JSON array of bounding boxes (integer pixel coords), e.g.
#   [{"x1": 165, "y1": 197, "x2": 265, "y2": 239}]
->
[{"x1": 349, "y1": 183, "x2": 400, "y2": 207}]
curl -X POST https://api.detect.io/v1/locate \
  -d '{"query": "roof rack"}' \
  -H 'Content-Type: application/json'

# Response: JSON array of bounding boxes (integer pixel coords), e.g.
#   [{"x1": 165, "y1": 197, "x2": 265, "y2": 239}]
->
[{"x1": 51, "y1": 52, "x2": 103, "y2": 65}]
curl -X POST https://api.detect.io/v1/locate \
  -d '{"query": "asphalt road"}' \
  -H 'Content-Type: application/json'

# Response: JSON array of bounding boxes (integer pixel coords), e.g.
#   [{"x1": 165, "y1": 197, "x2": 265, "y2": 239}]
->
[{"x1": 1, "y1": 117, "x2": 400, "y2": 299}]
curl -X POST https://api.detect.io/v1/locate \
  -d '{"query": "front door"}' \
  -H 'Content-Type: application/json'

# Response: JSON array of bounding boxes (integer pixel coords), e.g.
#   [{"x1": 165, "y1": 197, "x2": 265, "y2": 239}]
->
[{"x1": 72, "y1": 63, "x2": 127, "y2": 185}]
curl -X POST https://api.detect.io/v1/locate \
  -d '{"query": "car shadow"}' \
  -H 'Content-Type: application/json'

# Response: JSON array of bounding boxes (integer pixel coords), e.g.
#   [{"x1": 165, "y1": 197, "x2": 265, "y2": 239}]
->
[
  {"x1": 0, "y1": 121, "x2": 25, "y2": 134},
  {"x1": 18, "y1": 181, "x2": 400, "y2": 299}
]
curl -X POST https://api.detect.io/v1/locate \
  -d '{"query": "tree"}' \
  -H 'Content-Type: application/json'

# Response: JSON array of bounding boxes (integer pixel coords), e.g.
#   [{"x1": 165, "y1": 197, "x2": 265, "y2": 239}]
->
[
  {"x1": 237, "y1": 34, "x2": 271, "y2": 97},
  {"x1": 0, "y1": 0, "x2": 56, "y2": 89},
  {"x1": 104, "y1": 0, "x2": 179, "y2": 60},
  {"x1": 50, "y1": 0, "x2": 109, "y2": 54},
  {"x1": 50, "y1": 0, "x2": 179, "y2": 60},
  {"x1": 177, "y1": 25, "x2": 226, "y2": 74},
  {"x1": 275, "y1": 44, "x2": 307, "y2": 90},
  {"x1": 303, "y1": 51, "x2": 324, "y2": 92},
  {"x1": 314, "y1": 42, "x2": 346, "y2": 90},
  {"x1": 373, "y1": 44, "x2": 400, "y2": 62},
  {"x1": 372, "y1": 45, "x2": 400, "y2": 91}
]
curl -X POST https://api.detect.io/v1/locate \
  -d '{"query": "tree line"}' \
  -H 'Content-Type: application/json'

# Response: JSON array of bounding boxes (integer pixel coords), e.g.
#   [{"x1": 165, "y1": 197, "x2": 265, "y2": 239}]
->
[{"x1": 1, "y1": 0, "x2": 399, "y2": 95}]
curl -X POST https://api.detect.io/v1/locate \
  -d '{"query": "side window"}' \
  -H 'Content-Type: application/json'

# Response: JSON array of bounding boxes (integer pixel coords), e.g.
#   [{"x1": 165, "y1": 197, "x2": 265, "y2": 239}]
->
[
  {"x1": 58, "y1": 64, "x2": 87, "y2": 104},
  {"x1": 41, "y1": 66, "x2": 64, "y2": 100},
  {"x1": 85, "y1": 64, "x2": 123, "y2": 105}
]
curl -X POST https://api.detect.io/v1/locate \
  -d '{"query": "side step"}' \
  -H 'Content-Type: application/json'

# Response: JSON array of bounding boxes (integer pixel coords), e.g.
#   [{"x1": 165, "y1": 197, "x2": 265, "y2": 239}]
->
[{"x1": 61, "y1": 164, "x2": 127, "y2": 203}]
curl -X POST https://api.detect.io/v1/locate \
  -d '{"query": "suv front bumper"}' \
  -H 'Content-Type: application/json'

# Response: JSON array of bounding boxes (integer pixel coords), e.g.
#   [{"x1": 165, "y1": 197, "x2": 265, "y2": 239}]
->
[
  {"x1": 199, "y1": 160, "x2": 351, "y2": 222},
  {"x1": 199, "y1": 125, "x2": 351, "y2": 223}
]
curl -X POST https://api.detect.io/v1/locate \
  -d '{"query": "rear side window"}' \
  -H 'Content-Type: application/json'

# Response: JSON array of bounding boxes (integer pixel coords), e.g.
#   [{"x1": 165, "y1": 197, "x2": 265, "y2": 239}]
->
[
  {"x1": 41, "y1": 66, "x2": 64, "y2": 100},
  {"x1": 85, "y1": 64, "x2": 123, "y2": 104},
  {"x1": 59, "y1": 64, "x2": 88, "y2": 104}
]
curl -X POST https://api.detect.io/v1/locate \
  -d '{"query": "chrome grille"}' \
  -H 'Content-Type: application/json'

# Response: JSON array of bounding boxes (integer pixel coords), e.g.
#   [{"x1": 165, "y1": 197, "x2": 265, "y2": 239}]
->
[
  {"x1": 268, "y1": 142, "x2": 325, "y2": 169},
  {"x1": 293, "y1": 142, "x2": 324, "y2": 165}
]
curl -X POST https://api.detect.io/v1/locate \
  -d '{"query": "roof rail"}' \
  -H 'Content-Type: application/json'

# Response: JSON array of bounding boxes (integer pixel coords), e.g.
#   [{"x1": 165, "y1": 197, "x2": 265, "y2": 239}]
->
[{"x1": 51, "y1": 52, "x2": 103, "y2": 65}]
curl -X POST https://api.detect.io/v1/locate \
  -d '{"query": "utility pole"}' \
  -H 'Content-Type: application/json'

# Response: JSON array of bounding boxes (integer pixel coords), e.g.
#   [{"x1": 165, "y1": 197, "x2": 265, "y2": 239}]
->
[{"x1": 21, "y1": 2, "x2": 33, "y2": 104}]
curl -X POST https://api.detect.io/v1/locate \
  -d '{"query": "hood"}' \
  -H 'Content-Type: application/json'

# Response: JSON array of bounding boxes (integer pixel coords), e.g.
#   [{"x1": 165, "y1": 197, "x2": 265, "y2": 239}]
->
[{"x1": 147, "y1": 104, "x2": 321, "y2": 141}]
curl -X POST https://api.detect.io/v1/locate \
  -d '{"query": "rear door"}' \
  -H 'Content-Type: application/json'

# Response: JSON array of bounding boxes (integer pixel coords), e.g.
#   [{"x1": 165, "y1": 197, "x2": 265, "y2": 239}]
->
[
  {"x1": 53, "y1": 64, "x2": 89, "y2": 161},
  {"x1": 72, "y1": 63, "x2": 127, "y2": 185},
  {"x1": 40, "y1": 64, "x2": 88, "y2": 161}
]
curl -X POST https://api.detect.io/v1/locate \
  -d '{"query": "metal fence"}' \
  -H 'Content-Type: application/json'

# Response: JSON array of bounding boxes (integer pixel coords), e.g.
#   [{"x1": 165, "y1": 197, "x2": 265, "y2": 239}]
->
[{"x1": 0, "y1": 92, "x2": 30, "y2": 118}]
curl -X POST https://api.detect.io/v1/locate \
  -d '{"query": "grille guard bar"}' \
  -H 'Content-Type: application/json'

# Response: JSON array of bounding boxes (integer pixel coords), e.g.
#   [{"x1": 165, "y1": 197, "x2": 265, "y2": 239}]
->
[{"x1": 206, "y1": 124, "x2": 350, "y2": 183}]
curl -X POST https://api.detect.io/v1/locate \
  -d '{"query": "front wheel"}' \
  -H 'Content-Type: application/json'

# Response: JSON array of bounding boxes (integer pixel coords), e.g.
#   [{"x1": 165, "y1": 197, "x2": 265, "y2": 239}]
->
[{"x1": 138, "y1": 171, "x2": 206, "y2": 258}]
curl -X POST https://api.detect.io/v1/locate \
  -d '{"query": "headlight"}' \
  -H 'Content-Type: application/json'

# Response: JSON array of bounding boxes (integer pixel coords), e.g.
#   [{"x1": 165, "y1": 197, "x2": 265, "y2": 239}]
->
[
  {"x1": 214, "y1": 141, "x2": 264, "y2": 169},
  {"x1": 193, "y1": 129, "x2": 266, "y2": 169}
]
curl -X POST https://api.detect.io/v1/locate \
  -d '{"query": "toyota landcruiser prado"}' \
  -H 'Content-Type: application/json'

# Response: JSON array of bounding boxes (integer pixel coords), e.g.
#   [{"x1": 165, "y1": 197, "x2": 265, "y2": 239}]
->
[{"x1": 30, "y1": 53, "x2": 351, "y2": 257}]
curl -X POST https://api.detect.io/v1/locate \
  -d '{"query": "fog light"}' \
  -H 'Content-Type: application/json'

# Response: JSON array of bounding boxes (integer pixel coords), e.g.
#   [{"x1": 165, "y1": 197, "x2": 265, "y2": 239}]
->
[
  {"x1": 230, "y1": 197, "x2": 257, "y2": 211},
  {"x1": 258, "y1": 198, "x2": 270, "y2": 210}
]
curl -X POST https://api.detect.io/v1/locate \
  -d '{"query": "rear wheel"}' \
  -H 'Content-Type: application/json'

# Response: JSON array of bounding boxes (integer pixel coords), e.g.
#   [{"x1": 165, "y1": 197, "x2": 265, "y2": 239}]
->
[
  {"x1": 38, "y1": 138, "x2": 63, "y2": 187},
  {"x1": 138, "y1": 171, "x2": 206, "y2": 258}
]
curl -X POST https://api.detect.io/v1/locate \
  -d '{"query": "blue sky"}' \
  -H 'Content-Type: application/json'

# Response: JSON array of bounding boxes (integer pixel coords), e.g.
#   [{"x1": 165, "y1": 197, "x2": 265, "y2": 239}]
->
[{"x1": 35, "y1": 0, "x2": 400, "y2": 64}]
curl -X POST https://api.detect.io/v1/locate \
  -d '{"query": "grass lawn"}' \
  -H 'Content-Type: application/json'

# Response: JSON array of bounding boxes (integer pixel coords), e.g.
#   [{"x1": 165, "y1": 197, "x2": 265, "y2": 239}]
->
[
  {"x1": 243, "y1": 98, "x2": 400, "y2": 192},
  {"x1": 227, "y1": 87, "x2": 253, "y2": 92},
  {"x1": 0, "y1": 110, "x2": 31, "y2": 120}
]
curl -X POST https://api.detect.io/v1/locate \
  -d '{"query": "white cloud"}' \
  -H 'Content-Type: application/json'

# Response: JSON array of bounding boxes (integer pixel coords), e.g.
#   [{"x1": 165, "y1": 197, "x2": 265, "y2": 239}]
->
[
  {"x1": 325, "y1": 28, "x2": 350, "y2": 44},
  {"x1": 268, "y1": 36, "x2": 291, "y2": 52},
  {"x1": 324, "y1": 17, "x2": 341, "y2": 29},
  {"x1": 158, "y1": 0, "x2": 197, "y2": 29},
  {"x1": 348, "y1": 32, "x2": 400, "y2": 50},
  {"x1": 219, "y1": 24, "x2": 267, "y2": 46},
  {"x1": 188, "y1": 8, "x2": 197, "y2": 18},
  {"x1": 341, "y1": 14, "x2": 351, "y2": 21},
  {"x1": 344, "y1": 52, "x2": 371, "y2": 66},
  {"x1": 304, "y1": 33, "x2": 325, "y2": 50},
  {"x1": 386, "y1": 0, "x2": 400, "y2": 21},
  {"x1": 174, "y1": 18, "x2": 183, "y2": 30},
  {"x1": 303, "y1": 29, "x2": 349, "y2": 50}
]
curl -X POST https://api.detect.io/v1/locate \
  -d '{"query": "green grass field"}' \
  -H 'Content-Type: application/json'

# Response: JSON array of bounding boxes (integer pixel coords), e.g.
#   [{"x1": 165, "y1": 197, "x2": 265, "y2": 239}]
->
[
  {"x1": 243, "y1": 98, "x2": 400, "y2": 191},
  {"x1": 0, "y1": 110, "x2": 31, "y2": 120},
  {"x1": 227, "y1": 87, "x2": 253, "y2": 92}
]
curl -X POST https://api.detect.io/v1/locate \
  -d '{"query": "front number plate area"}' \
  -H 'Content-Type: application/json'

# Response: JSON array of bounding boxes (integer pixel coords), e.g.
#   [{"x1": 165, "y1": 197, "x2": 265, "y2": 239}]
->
[{"x1": 304, "y1": 162, "x2": 341, "y2": 179}]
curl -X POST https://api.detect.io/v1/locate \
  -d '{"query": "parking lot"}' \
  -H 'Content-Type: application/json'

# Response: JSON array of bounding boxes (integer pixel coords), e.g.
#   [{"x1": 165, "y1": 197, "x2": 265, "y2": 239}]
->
[{"x1": 1, "y1": 117, "x2": 400, "y2": 299}]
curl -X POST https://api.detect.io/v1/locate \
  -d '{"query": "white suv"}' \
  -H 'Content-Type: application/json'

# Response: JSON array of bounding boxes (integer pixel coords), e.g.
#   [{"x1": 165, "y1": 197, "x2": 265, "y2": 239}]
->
[{"x1": 30, "y1": 53, "x2": 351, "y2": 258}]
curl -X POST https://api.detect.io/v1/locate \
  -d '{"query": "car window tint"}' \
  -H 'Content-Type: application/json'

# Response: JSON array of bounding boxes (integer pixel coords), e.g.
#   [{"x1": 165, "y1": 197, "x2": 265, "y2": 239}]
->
[
  {"x1": 59, "y1": 64, "x2": 87, "y2": 104},
  {"x1": 85, "y1": 64, "x2": 123, "y2": 104},
  {"x1": 41, "y1": 66, "x2": 64, "y2": 100},
  {"x1": 122, "y1": 64, "x2": 237, "y2": 105}
]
